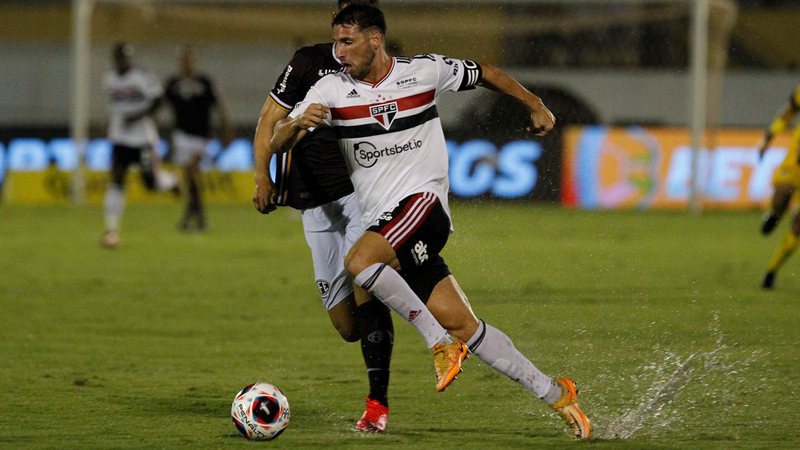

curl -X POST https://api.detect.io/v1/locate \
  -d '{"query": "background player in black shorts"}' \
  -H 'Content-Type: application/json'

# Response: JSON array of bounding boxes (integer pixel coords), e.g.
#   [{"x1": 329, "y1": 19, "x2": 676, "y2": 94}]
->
[
  {"x1": 100, "y1": 42, "x2": 166, "y2": 248},
  {"x1": 164, "y1": 45, "x2": 234, "y2": 232}
]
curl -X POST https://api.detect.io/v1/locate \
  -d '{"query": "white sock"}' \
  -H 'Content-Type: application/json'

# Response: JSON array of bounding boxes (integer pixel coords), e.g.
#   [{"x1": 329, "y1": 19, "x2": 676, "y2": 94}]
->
[
  {"x1": 355, "y1": 263, "x2": 448, "y2": 349},
  {"x1": 104, "y1": 184, "x2": 125, "y2": 233},
  {"x1": 467, "y1": 320, "x2": 560, "y2": 403}
]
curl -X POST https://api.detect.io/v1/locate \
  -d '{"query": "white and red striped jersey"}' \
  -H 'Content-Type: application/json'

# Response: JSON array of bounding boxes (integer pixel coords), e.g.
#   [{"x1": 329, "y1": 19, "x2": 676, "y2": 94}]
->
[
  {"x1": 289, "y1": 53, "x2": 481, "y2": 228},
  {"x1": 103, "y1": 67, "x2": 163, "y2": 147}
]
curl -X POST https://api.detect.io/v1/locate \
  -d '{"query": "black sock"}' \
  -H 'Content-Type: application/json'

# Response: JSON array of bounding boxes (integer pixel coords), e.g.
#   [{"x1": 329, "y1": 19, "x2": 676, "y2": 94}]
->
[{"x1": 356, "y1": 299, "x2": 393, "y2": 407}]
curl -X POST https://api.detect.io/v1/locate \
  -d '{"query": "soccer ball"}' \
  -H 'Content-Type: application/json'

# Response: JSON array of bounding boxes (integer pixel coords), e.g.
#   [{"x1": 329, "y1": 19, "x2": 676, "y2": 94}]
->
[{"x1": 231, "y1": 382, "x2": 291, "y2": 441}]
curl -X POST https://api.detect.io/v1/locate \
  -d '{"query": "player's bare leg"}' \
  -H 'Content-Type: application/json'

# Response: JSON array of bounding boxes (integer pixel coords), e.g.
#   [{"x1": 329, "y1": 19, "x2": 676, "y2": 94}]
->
[
  {"x1": 425, "y1": 275, "x2": 478, "y2": 341},
  {"x1": 426, "y1": 275, "x2": 590, "y2": 439},
  {"x1": 100, "y1": 157, "x2": 128, "y2": 248},
  {"x1": 346, "y1": 231, "x2": 400, "y2": 273},
  {"x1": 327, "y1": 293, "x2": 358, "y2": 342},
  {"x1": 180, "y1": 154, "x2": 205, "y2": 231},
  {"x1": 347, "y1": 231, "x2": 465, "y2": 392},
  {"x1": 762, "y1": 184, "x2": 793, "y2": 235},
  {"x1": 763, "y1": 209, "x2": 800, "y2": 289},
  {"x1": 762, "y1": 184, "x2": 797, "y2": 287}
]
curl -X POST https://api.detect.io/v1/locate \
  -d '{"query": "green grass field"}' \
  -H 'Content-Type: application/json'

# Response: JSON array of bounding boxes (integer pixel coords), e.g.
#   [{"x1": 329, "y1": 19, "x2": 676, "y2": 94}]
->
[{"x1": 1, "y1": 202, "x2": 798, "y2": 449}]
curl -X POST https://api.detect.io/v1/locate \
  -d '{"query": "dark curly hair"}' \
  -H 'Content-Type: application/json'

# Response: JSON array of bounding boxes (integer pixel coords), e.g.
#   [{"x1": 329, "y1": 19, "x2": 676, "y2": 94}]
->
[
  {"x1": 337, "y1": 0, "x2": 377, "y2": 7},
  {"x1": 332, "y1": 4, "x2": 386, "y2": 35}
]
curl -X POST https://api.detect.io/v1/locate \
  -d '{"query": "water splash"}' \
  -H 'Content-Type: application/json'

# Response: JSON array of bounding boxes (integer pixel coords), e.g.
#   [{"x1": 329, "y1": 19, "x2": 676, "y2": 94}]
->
[{"x1": 595, "y1": 312, "x2": 764, "y2": 440}]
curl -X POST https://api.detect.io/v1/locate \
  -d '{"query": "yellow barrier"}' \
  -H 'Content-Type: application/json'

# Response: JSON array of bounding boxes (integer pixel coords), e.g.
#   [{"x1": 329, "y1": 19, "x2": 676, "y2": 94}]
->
[{"x1": 2, "y1": 167, "x2": 254, "y2": 205}]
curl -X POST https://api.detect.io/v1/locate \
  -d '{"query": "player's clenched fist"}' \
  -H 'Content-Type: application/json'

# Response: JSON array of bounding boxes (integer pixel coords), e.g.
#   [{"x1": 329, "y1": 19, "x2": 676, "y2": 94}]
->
[
  {"x1": 295, "y1": 103, "x2": 329, "y2": 130},
  {"x1": 252, "y1": 171, "x2": 277, "y2": 214},
  {"x1": 528, "y1": 99, "x2": 555, "y2": 137}
]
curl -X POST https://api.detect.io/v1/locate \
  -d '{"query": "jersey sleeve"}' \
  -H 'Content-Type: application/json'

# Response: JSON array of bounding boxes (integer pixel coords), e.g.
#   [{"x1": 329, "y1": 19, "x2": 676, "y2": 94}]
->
[
  {"x1": 427, "y1": 53, "x2": 482, "y2": 94},
  {"x1": 269, "y1": 49, "x2": 315, "y2": 111}
]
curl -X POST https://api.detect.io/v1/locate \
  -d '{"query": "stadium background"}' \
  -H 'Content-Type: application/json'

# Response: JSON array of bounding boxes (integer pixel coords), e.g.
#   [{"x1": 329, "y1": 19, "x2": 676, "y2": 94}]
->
[
  {"x1": 1, "y1": 0, "x2": 799, "y2": 209},
  {"x1": 3, "y1": 2, "x2": 800, "y2": 447}
]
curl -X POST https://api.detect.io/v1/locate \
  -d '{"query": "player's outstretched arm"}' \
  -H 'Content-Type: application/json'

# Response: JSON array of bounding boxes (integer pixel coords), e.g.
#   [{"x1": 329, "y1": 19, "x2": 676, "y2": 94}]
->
[
  {"x1": 271, "y1": 103, "x2": 329, "y2": 154},
  {"x1": 758, "y1": 102, "x2": 797, "y2": 158},
  {"x1": 476, "y1": 63, "x2": 555, "y2": 136},
  {"x1": 252, "y1": 97, "x2": 290, "y2": 214}
]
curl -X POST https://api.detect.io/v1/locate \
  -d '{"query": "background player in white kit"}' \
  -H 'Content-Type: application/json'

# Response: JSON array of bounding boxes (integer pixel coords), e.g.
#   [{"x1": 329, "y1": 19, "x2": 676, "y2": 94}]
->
[
  {"x1": 252, "y1": 0, "x2": 394, "y2": 433},
  {"x1": 165, "y1": 45, "x2": 234, "y2": 232},
  {"x1": 273, "y1": 4, "x2": 590, "y2": 439},
  {"x1": 100, "y1": 42, "x2": 175, "y2": 248}
]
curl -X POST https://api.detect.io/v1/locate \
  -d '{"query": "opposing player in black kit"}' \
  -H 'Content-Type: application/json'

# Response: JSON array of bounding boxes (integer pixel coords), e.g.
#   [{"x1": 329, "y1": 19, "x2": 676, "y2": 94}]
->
[
  {"x1": 164, "y1": 45, "x2": 234, "y2": 231},
  {"x1": 251, "y1": 0, "x2": 393, "y2": 433}
]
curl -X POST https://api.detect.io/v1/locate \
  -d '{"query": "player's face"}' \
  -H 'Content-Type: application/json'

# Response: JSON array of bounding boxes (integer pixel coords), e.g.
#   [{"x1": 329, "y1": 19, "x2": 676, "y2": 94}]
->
[
  {"x1": 113, "y1": 47, "x2": 132, "y2": 73},
  {"x1": 333, "y1": 24, "x2": 376, "y2": 80}
]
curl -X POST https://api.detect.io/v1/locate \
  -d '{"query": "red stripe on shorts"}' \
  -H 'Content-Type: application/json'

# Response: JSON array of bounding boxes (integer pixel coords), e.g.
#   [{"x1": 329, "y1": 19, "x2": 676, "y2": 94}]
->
[{"x1": 381, "y1": 192, "x2": 437, "y2": 249}]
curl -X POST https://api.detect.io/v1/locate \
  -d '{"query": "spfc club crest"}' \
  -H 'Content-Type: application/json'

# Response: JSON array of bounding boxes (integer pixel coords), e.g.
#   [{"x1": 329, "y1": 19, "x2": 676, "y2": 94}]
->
[{"x1": 370, "y1": 102, "x2": 398, "y2": 130}]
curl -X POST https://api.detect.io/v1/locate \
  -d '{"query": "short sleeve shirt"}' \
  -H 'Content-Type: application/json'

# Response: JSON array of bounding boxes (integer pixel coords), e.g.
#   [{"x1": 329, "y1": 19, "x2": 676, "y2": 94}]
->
[
  {"x1": 268, "y1": 43, "x2": 354, "y2": 209},
  {"x1": 289, "y1": 54, "x2": 481, "y2": 227},
  {"x1": 103, "y1": 67, "x2": 163, "y2": 147},
  {"x1": 164, "y1": 74, "x2": 218, "y2": 137}
]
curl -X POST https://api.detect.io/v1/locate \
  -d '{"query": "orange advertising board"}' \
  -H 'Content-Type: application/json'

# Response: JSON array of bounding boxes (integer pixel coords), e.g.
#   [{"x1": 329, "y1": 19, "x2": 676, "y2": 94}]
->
[{"x1": 562, "y1": 126, "x2": 792, "y2": 210}]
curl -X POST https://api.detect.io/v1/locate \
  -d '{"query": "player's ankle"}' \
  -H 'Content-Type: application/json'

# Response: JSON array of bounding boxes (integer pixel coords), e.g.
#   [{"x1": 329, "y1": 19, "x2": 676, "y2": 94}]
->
[{"x1": 434, "y1": 333, "x2": 455, "y2": 347}]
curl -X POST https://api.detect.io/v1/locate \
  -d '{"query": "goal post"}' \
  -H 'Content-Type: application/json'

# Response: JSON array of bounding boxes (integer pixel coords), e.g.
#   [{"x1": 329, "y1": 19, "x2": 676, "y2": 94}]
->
[
  {"x1": 690, "y1": 0, "x2": 738, "y2": 213},
  {"x1": 70, "y1": 0, "x2": 94, "y2": 205}
]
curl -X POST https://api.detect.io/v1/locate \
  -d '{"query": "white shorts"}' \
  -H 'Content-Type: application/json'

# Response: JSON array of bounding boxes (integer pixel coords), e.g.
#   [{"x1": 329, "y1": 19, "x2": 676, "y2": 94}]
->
[
  {"x1": 171, "y1": 130, "x2": 208, "y2": 166},
  {"x1": 301, "y1": 192, "x2": 363, "y2": 310}
]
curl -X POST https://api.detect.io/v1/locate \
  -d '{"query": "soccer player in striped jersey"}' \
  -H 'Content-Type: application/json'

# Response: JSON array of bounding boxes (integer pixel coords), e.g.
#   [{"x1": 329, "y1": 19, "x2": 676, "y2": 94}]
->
[
  {"x1": 100, "y1": 42, "x2": 172, "y2": 248},
  {"x1": 272, "y1": 4, "x2": 590, "y2": 440},
  {"x1": 756, "y1": 84, "x2": 800, "y2": 289},
  {"x1": 251, "y1": 0, "x2": 394, "y2": 433}
]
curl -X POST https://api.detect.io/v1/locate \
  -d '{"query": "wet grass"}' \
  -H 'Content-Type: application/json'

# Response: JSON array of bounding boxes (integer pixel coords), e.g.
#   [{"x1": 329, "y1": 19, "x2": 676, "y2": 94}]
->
[{"x1": 1, "y1": 203, "x2": 798, "y2": 448}]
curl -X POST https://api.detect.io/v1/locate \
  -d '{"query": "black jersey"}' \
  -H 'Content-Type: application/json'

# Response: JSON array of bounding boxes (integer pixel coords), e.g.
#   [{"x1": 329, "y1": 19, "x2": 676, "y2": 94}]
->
[
  {"x1": 268, "y1": 43, "x2": 354, "y2": 210},
  {"x1": 164, "y1": 74, "x2": 218, "y2": 137}
]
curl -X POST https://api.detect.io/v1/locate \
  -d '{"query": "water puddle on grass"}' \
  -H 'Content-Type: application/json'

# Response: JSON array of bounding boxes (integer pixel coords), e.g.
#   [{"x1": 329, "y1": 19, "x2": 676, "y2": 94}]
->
[{"x1": 594, "y1": 312, "x2": 763, "y2": 439}]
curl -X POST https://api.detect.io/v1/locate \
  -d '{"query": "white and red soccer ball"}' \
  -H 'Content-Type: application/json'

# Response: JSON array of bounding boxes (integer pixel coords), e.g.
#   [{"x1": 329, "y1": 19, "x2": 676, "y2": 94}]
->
[{"x1": 231, "y1": 382, "x2": 290, "y2": 441}]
